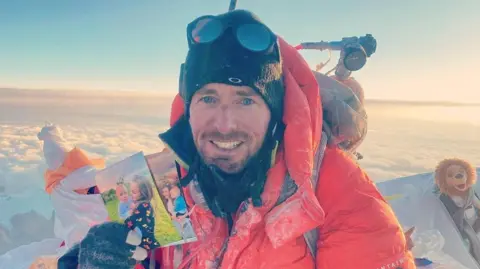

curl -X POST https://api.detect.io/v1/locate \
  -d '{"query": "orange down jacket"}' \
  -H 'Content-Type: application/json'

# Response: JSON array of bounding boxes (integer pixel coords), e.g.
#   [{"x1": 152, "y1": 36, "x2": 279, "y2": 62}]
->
[{"x1": 157, "y1": 36, "x2": 415, "y2": 269}]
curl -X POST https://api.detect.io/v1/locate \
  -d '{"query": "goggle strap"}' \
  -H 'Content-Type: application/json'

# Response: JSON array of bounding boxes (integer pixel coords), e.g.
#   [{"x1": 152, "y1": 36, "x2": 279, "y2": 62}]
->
[
  {"x1": 178, "y1": 63, "x2": 186, "y2": 94},
  {"x1": 178, "y1": 62, "x2": 191, "y2": 117}
]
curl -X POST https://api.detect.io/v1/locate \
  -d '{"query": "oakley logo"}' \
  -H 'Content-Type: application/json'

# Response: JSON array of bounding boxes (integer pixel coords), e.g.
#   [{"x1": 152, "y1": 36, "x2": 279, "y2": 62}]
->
[{"x1": 228, "y1": 77, "x2": 242, "y2": 84}]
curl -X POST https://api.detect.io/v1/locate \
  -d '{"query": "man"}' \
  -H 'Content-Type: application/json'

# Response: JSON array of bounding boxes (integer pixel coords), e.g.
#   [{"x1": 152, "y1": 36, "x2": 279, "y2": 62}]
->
[
  {"x1": 159, "y1": 9, "x2": 414, "y2": 269},
  {"x1": 61, "y1": 10, "x2": 415, "y2": 269}
]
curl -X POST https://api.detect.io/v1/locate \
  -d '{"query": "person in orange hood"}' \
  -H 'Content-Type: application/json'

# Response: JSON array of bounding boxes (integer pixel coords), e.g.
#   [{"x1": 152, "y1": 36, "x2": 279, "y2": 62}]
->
[
  {"x1": 63, "y1": 10, "x2": 415, "y2": 269},
  {"x1": 156, "y1": 9, "x2": 415, "y2": 269}
]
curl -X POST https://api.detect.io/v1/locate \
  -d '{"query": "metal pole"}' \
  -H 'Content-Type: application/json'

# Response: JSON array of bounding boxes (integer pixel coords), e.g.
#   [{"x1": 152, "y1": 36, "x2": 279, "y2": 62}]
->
[{"x1": 228, "y1": 0, "x2": 237, "y2": 11}]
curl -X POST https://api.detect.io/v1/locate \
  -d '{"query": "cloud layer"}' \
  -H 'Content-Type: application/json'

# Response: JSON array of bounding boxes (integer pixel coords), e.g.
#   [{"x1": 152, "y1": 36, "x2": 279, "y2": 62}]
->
[
  {"x1": 359, "y1": 103, "x2": 480, "y2": 180},
  {"x1": 1, "y1": 89, "x2": 479, "y2": 189},
  {"x1": 1, "y1": 89, "x2": 479, "y2": 186}
]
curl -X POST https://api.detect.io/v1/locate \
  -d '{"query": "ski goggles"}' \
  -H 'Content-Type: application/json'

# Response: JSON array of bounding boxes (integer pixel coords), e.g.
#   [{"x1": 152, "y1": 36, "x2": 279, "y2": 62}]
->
[{"x1": 186, "y1": 15, "x2": 277, "y2": 52}]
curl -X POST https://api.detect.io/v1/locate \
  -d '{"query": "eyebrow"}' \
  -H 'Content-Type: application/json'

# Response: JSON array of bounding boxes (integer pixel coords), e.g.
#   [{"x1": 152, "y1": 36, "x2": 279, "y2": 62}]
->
[
  {"x1": 235, "y1": 90, "x2": 257, "y2": 97},
  {"x1": 196, "y1": 88, "x2": 218, "y2": 95}
]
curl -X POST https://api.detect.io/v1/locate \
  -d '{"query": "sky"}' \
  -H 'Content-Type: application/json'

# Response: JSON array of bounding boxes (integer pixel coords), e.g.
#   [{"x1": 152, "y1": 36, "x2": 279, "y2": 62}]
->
[{"x1": 1, "y1": 0, "x2": 479, "y2": 103}]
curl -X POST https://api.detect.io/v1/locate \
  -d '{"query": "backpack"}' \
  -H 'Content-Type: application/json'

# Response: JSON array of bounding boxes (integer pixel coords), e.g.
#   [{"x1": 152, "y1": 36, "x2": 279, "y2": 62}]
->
[
  {"x1": 301, "y1": 73, "x2": 367, "y2": 260},
  {"x1": 315, "y1": 72, "x2": 367, "y2": 160}
]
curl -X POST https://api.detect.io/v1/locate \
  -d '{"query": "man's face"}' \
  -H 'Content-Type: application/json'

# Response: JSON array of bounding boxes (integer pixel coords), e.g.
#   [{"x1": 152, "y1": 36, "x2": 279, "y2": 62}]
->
[{"x1": 189, "y1": 83, "x2": 271, "y2": 174}]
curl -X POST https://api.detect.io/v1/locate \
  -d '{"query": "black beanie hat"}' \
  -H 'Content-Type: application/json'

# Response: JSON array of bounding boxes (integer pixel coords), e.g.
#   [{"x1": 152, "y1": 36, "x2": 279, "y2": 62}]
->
[{"x1": 180, "y1": 9, "x2": 285, "y2": 121}]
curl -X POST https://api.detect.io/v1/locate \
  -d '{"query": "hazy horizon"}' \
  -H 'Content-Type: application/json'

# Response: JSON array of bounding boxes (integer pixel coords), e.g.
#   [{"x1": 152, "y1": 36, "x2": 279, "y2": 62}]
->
[
  {"x1": 1, "y1": 89, "x2": 479, "y2": 181},
  {"x1": 2, "y1": 87, "x2": 480, "y2": 106}
]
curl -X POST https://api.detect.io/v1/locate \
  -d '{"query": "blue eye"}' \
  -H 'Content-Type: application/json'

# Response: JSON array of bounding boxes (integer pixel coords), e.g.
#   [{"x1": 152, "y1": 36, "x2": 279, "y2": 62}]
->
[
  {"x1": 241, "y1": 98, "x2": 254, "y2": 106},
  {"x1": 200, "y1": 96, "x2": 216, "y2": 104}
]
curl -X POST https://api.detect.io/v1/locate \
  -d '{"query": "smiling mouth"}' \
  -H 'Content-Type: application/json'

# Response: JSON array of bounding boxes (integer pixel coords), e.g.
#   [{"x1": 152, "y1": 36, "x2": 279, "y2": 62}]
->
[
  {"x1": 456, "y1": 183, "x2": 467, "y2": 190},
  {"x1": 210, "y1": 140, "x2": 243, "y2": 150}
]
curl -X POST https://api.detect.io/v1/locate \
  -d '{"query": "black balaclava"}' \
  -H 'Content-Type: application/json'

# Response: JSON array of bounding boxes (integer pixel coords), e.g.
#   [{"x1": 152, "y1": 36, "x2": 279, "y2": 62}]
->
[{"x1": 179, "y1": 10, "x2": 285, "y2": 218}]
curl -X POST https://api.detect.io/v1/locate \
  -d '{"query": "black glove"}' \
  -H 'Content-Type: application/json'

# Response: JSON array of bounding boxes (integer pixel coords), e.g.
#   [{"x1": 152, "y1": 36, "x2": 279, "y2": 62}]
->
[{"x1": 58, "y1": 222, "x2": 147, "y2": 269}]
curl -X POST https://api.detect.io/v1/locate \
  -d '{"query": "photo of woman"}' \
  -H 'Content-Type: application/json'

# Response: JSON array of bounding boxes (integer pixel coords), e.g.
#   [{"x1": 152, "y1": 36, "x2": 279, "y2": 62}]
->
[
  {"x1": 159, "y1": 184, "x2": 183, "y2": 235},
  {"x1": 160, "y1": 184, "x2": 175, "y2": 217},
  {"x1": 165, "y1": 184, "x2": 196, "y2": 240}
]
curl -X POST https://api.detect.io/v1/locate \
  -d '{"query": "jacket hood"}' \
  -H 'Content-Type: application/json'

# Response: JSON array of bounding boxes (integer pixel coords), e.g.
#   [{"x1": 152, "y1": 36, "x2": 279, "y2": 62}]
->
[{"x1": 163, "y1": 36, "x2": 322, "y2": 187}]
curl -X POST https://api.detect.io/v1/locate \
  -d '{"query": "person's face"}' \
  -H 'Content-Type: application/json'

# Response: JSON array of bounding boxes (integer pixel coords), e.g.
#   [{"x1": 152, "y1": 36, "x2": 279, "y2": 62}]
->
[
  {"x1": 161, "y1": 187, "x2": 171, "y2": 199},
  {"x1": 170, "y1": 186, "x2": 180, "y2": 199},
  {"x1": 166, "y1": 172, "x2": 179, "y2": 185},
  {"x1": 189, "y1": 83, "x2": 271, "y2": 174},
  {"x1": 116, "y1": 186, "x2": 129, "y2": 202},
  {"x1": 130, "y1": 182, "x2": 141, "y2": 201}
]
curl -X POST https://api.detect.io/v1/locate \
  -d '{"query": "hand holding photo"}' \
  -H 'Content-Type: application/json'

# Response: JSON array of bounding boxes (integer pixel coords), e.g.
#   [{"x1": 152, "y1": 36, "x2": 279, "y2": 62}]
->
[{"x1": 95, "y1": 151, "x2": 194, "y2": 249}]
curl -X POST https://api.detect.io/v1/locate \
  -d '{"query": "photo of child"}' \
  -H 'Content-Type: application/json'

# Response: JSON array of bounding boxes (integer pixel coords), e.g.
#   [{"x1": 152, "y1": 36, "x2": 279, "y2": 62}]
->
[
  {"x1": 169, "y1": 184, "x2": 196, "y2": 240},
  {"x1": 145, "y1": 151, "x2": 198, "y2": 244},
  {"x1": 124, "y1": 175, "x2": 159, "y2": 250},
  {"x1": 116, "y1": 183, "x2": 133, "y2": 221},
  {"x1": 170, "y1": 185, "x2": 187, "y2": 217},
  {"x1": 95, "y1": 151, "x2": 185, "y2": 248}
]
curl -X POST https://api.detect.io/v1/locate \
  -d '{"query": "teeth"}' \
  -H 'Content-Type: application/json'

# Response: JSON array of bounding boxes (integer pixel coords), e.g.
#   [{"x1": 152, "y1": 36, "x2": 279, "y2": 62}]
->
[{"x1": 212, "y1": 141, "x2": 242, "y2": 150}]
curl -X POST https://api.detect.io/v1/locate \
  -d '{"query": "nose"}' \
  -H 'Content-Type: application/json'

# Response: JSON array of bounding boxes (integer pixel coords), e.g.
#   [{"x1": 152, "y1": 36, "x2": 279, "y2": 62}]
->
[
  {"x1": 213, "y1": 105, "x2": 237, "y2": 134},
  {"x1": 455, "y1": 173, "x2": 464, "y2": 179}
]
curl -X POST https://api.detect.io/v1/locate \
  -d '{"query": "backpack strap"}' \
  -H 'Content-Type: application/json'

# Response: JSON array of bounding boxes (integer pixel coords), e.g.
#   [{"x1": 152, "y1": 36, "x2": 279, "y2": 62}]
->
[{"x1": 303, "y1": 132, "x2": 328, "y2": 261}]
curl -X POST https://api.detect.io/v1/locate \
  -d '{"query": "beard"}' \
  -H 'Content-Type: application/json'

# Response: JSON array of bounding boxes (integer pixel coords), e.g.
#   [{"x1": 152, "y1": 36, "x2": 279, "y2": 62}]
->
[
  {"x1": 196, "y1": 130, "x2": 254, "y2": 174},
  {"x1": 185, "y1": 131, "x2": 277, "y2": 217}
]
